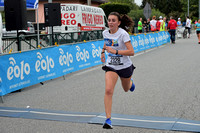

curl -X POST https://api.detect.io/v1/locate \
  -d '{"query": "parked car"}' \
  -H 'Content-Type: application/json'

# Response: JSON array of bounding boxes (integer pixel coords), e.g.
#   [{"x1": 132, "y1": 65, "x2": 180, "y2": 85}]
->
[{"x1": 2, "y1": 22, "x2": 35, "y2": 37}]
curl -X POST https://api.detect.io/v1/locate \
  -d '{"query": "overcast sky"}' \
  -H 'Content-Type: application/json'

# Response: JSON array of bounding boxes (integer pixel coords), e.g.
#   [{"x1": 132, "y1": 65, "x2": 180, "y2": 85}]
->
[{"x1": 135, "y1": 0, "x2": 142, "y2": 6}]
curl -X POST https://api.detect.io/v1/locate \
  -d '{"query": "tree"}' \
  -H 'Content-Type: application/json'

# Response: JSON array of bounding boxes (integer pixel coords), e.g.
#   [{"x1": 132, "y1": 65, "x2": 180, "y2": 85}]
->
[
  {"x1": 180, "y1": 0, "x2": 199, "y2": 22},
  {"x1": 108, "y1": 0, "x2": 139, "y2": 10},
  {"x1": 141, "y1": 0, "x2": 183, "y2": 17},
  {"x1": 128, "y1": 8, "x2": 165, "y2": 23},
  {"x1": 99, "y1": 3, "x2": 131, "y2": 17}
]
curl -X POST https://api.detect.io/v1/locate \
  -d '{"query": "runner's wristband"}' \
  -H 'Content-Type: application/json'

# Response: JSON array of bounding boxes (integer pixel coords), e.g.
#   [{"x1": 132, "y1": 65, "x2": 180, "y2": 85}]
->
[
  {"x1": 115, "y1": 50, "x2": 118, "y2": 55},
  {"x1": 101, "y1": 51, "x2": 105, "y2": 54}
]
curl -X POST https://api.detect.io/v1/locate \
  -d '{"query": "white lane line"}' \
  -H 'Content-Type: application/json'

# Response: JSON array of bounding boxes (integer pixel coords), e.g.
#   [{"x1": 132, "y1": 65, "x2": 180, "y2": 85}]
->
[
  {"x1": 97, "y1": 115, "x2": 200, "y2": 126},
  {"x1": 29, "y1": 111, "x2": 97, "y2": 117},
  {"x1": 0, "y1": 109, "x2": 28, "y2": 113},
  {"x1": 176, "y1": 121, "x2": 200, "y2": 126},
  {"x1": 97, "y1": 115, "x2": 175, "y2": 123}
]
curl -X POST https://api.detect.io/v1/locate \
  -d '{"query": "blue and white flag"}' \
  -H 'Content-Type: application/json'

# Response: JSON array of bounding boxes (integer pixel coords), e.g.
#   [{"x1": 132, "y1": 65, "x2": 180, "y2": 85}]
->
[
  {"x1": 0, "y1": 0, "x2": 4, "y2": 7},
  {"x1": 27, "y1": 0, "x2": 38, "y2": 9},
  {"x1": 0, "y1": 0, "x2": 38, "y2": 9}
]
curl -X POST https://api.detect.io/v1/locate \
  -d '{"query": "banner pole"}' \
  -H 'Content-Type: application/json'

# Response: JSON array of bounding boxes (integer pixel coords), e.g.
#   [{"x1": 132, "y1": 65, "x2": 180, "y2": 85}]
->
[
  {"x1": 0, "y1": 96, "x2": 4, "y2": 103},
  {"x1": 37, "y1": 7, "x2": 40, "y2": 48}
]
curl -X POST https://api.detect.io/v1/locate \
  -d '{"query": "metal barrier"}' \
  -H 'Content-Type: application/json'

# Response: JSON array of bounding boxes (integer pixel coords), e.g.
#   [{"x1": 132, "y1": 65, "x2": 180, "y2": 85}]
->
[{"x1": 2, "y1": 30, "x2": 103, "y2": 54}]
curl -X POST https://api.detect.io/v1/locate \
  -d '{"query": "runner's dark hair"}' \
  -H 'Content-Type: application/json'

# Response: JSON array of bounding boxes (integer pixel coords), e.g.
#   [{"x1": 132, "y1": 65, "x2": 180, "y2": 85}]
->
[{"x1": 109, "y1": 12, "x2": 133, "y2": 32}]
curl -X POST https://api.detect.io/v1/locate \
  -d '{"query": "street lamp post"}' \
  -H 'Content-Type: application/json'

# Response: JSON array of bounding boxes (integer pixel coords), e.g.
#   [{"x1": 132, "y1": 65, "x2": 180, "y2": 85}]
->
[
  {"x1": 48, "y1": 0, "x2": 52, "y2": 45},
  {"x1": 87, "y1": 0, "x2": 91, "y2": 6},
  {"x1": 199, "y1": 0, "x2": 200, "y2": 19},
  {"x1": 188, "y1": 0, "x2": 189, "y2": 16}
]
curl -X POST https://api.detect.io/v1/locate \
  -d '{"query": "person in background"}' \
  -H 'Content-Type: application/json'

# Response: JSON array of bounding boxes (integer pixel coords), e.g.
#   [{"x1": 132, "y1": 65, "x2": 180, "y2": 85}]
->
[
  {"x1": 195, "y1": 20, "x2": 197, "y2": 24},
  {"x1": 147, "y1": 18, "x2": 151, "y2": 32},
  {"x1": 159, "y1": 16, "x2": 163, "y2": 23},
  {"x1": 185, "y1": 16, "x2": 191, "y2": 38},
  {"x1": 177, "y1": 18, "x2": 182, "y2": 28},
  {"x1": 150, "y1": 16, "x2": 157, "y2": 32},
  {"x1": 156, "y1": 18, "x2": 161, "y2": 31},
  {"x1": 177, "y1": 18, "x2": 182, "y2": 38},
  {"x1": 195, "y1": 19, "x2": 200, "y2": 44},
  {"x1": 143, "y1": 20, "x2": 148, "y2": 33},
  {"x1": 168, "y1": 16, "x2": 177, "y2": 44},
  {"x1": 160, "y1": 17, "x2": 166, "y2": 31},
  {"x1": 101, "y1": 12, "x2": 136, "y2": 129},
  {"x1": 138, "y1": 18, "x2": 143, "y2": 33},
  {"x1": 165, "y1": 19, "x2": 169, "y2": 30}
]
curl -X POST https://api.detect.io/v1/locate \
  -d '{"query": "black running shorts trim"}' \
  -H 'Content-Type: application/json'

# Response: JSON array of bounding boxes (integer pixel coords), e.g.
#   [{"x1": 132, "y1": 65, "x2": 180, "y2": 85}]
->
[
  {"x1": 102, "y1": 64, "x2": 136, "y2": 78},
  {"x1": 185, "y1": 27, "x2": 191, "y2": 34},
  {"x1": 196, "y1": 30, "x2": 200, "y2": 34}
]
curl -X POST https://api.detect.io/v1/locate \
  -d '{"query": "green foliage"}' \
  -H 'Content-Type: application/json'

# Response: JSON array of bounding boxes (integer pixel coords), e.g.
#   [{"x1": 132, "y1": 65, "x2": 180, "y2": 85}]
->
[
  {"x1": 180, "y1": 0, "x2": 199, "y2": 22},
  {"x1": 128, "y1": 8, "x2": 165, "y2": 22},
  {"x1": 99, "y1": 3, "x2": 131, "y2": 17},
  {"x1": 108, "y1": 0, "x2": 139, "y2": 10},
  {"x1": 128, "y1": 9, "x2": 144, "y2": 21},
  {"x1": 141, "y1": 0, "x2": 199, "y2": 22},
  {"x1": 141, "y1": 0, "x2": 183, "y2": 17}
]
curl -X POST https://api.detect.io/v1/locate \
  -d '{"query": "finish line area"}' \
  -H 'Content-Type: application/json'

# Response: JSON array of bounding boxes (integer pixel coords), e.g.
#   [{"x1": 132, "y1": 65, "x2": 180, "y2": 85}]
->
[{"x1": 0, "y1": 107, "x2": 200, "y2": 132}]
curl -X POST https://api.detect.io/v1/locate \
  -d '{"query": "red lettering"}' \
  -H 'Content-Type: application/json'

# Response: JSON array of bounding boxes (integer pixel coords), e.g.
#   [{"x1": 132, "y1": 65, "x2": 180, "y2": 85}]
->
[
  {"x1": 93, "y1": 15, "x2": 103, "y2": 25},
  {"x1": 61, "y1": 20, "x2": 77, "y2": 25},
  {"x1": 71, "y1": 20, "x2": 76, "y2": 25},
  {"x1": 100, "y1": 16, "x2": 103, "y2": 24},
  {"x1": 66, "y1": 20, "x2": 70, "y2": 25},
  {"x1": 61, "y1": 20, "x2": 65, "y2": 25},
  {"x1": 82, "y1": 13, "x2": 86, "y2": 24},
  {"x1": 90, "y1": 14, "x2": 93, "y2": 24},
  {"x1": 82, "y1": 13, "x2": 94, "y2": 24},
  {"x1": 70, "y1": 13, "x2": 75, "y2": 18},
  {"x1": 63, "y1": 13, "x2": 69, "y2": 19}
]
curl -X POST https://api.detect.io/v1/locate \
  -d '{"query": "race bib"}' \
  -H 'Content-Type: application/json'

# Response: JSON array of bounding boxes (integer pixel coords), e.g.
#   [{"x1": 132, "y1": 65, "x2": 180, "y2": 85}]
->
[{"x1": 108, "y1": 54, "x2": 123, "y2": 65}]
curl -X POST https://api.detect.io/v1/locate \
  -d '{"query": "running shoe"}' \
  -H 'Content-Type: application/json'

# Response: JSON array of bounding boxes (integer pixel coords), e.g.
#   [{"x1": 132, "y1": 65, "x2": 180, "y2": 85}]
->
[
  {"x1": 103, "y1": 118, "x2": 113, "y2": 129},
  {"x1": 198, "y1": 42, "x2": 200, "y2": 44},
  {"x1": 130, "y1": 78, "x2": 135, "y2": 92}
]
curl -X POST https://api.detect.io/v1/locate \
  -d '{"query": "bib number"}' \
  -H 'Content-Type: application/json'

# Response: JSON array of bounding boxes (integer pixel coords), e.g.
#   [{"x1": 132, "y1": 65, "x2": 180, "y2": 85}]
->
[{"x1": 109, "y1": 56, "x2": 123, "y2": 65}]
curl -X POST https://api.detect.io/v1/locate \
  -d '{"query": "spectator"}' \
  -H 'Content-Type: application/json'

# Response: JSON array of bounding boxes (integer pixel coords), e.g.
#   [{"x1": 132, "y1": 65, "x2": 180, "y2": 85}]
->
[
  {"x1": 138, "y1": 18, "x2": 143, "y2": 33},
  {"x1": 168, "y1": 16, "x2": 177, "y2": 44},
  {"x1": 147, "y1": 18, "x2": 151, "y2": 32},
  {"x1": 159, "y1": 16, "x2": 163, "y2": 23},
  {"x1": 177, "y1": 18, "x2": 182, "y2": 28},
  {"x1": 160, "y1": 17, "x2": 166, "y2": 31},
  {"x1": 150, "y1": 16, "x2": 157, "y2": 32},
  {"x1": 156, "y1": 18, "x2": 161, "y2": 31}
]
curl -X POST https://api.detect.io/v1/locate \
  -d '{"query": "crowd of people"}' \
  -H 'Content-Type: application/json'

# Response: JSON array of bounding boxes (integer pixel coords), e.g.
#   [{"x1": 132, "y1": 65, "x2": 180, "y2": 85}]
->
[{"x1": 135, "y1": 16, "x2": 200, "y2": 44}]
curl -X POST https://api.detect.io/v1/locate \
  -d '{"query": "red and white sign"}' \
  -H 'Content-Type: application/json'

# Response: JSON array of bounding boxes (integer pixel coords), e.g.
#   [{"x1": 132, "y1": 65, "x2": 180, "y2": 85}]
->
[
  {"x1": 82, "y1": 13, "x2": 103, "y2": 25},
  {"x1": 81, "y1": 26, "x2": 104, "y2": 31},
  {"x1": 57, "y1": 4, "x2": 106, "y2": 33}
]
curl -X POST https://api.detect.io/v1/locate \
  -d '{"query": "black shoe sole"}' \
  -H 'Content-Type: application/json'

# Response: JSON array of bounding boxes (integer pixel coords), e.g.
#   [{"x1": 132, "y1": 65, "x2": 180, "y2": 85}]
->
[{"x1": 103, "y1": 123, "x2": 113, "y2": 129}]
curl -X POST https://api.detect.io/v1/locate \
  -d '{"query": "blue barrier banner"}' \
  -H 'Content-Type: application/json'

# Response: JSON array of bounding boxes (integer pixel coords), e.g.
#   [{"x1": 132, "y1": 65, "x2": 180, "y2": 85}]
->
[
  {"x1": 130, "y1": 31, "x2": 170, "y2": 52},
  {"x1": 0, "y1": 32, "x2": 170, "y2": 96}
]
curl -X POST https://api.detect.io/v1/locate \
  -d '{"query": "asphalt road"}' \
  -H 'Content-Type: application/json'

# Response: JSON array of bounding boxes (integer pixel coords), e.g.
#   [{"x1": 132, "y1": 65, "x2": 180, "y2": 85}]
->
[{"x1": 1, "y1": 34, "x2": 200, "y2": 133}]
